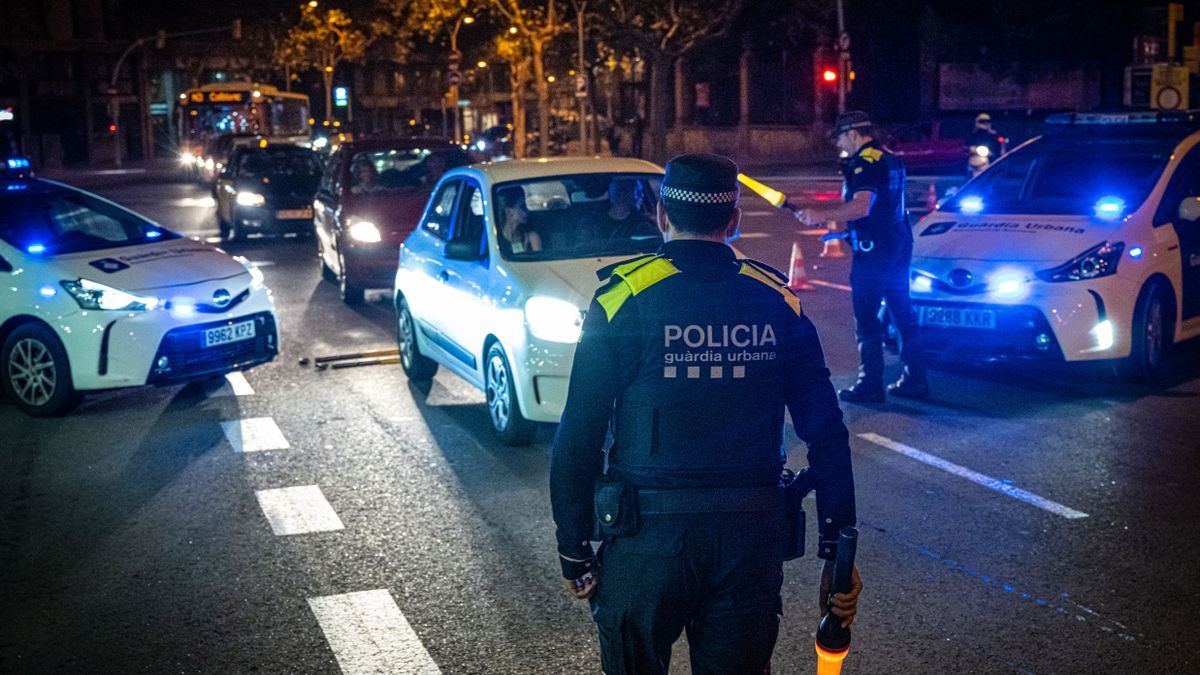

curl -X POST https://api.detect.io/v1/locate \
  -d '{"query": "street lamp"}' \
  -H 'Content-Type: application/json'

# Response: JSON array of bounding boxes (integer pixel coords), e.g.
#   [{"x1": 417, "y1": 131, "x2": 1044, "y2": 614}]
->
[{"x1": 448, "y1": 14, "x2": 476, "y2": 143}]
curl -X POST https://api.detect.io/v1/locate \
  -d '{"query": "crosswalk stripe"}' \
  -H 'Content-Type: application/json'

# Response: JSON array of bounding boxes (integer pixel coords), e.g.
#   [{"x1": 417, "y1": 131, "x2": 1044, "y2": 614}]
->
[
  {"x1": 858, "y1": 433, "x2": 1089, "y2": 519},
  {"x1": 221, "y1": 417, "x2": 290, "y2": 452},
  {"x1": 809, "y1": 279, "x2": 853, "y2": 292},
  {"x1": 309, "y1": 589, "x2": 441, "y2": 674},
  {"x1": 255, "y1": 485, "x2": 345, "y2": 535}
]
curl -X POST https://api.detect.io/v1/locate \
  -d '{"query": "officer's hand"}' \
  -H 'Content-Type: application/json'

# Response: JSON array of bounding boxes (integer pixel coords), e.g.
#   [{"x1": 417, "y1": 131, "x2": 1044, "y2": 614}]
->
[
  {"x1": 819, "y1": 561, "x2": 863, "y2": 628},
  {"x1": 563, "y1": 571, "x2": 597, "y2": 600}
]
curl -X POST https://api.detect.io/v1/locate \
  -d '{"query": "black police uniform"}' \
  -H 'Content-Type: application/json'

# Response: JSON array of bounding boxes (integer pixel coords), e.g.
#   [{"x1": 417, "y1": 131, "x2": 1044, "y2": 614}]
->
[
  {"x1": 842, "y1": 139, "x2": 927, "y2": 396},
  {"x1": 550, "y1": 227, "x2": 856, "y2": 672}
]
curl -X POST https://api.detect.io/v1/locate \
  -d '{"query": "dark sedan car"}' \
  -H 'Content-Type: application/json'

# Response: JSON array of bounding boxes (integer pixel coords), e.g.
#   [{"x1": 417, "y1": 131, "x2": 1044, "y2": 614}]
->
[
  {"x1": 215, "y1": 144, "x2": 323, "y2": 242},
  {"x1": 314, "y1": 138, "x2": 469, "y2": 303}
]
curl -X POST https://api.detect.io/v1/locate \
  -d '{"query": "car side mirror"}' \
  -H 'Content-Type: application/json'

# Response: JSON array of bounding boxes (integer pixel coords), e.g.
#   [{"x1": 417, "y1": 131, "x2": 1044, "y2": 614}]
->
[
  {"x1": 1177, "y1": 196, "x2": 1200, "y2": 223},
  {"x1": 0, "y1": 255, "x2": 11, "y2": 273},
  {"x1": 444, "y1": 239, "x2": 486, "y2": 261}
]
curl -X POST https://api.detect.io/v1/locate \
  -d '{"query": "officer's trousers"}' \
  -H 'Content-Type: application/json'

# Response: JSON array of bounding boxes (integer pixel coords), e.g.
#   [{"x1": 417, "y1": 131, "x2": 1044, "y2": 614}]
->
[
  {"x1": 590, "y1": 512, "x2": 785, "y2": 675},
  {"x1": 849, "y1": 239, "x2": 925, "y2": 385}
]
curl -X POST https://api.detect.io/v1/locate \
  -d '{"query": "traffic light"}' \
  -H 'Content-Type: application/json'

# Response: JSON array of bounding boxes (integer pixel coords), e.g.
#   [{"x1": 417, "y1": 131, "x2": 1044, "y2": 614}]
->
[
  {"x1": 334, "y1": 86, "x2": 349, "y2": 107},
  {"x1": 821, "y1": 68, "x2": 838, "y2": 85},
  {"x1": 107, "y1": 123, "x2": 119, "y2": 134},
  {"x1": 232, "y1": 19, "x2": 242, "y2": 41}
]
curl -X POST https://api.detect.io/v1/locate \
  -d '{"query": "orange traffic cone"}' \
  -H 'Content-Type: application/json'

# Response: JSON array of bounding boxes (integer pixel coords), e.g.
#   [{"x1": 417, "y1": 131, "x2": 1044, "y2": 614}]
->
[
  {"x1": 925, "y1": 182, "x2": 938, "y2": 212},
  {"x1": 819, "y1": 221, "x2": 848, "y2": 258},
  {"x1": 788, "y1": 241, "x2": 817, "y2": 292}
]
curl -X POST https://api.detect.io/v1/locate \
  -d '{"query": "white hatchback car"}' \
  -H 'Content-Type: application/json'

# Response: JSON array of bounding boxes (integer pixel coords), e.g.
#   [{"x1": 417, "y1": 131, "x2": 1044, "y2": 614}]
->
[
  {"x1": 912, "y1": 112, "x2": 1200, "y2": 380},
  {"x1": 0, "y1": 173, "x2": 278, "y2": 415},
  {"x1": 394, "y1": 157, "x2": 664, "y2": 444}
]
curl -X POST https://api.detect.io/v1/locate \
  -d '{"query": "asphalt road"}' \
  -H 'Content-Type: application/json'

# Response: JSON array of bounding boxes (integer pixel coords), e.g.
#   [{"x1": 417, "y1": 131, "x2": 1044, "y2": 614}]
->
[{"x1": 2, "y1": 166, "x2": 1198, "y2": 674}]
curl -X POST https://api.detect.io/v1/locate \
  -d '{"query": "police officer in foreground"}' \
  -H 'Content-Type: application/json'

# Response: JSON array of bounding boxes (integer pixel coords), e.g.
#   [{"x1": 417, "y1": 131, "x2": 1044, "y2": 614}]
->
[
  {"x1": 551, "y1": 154, "x2": 861, "y2": 674},
  {"x1": 794, "y1": 111, "x2": 929, "y2": 402}
]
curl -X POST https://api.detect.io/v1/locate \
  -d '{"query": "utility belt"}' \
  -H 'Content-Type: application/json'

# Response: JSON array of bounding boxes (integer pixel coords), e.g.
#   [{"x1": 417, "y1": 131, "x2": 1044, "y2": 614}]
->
[
  {"x1": 823, "y1": 228, "x2": 875, "y2": 253},
  {"x1": 593, "y1": 469, "x2": 815, "y2": 560}
]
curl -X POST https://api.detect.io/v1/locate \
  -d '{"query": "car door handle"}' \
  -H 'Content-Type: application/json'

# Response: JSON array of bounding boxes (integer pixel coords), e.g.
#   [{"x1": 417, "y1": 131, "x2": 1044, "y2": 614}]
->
[{"x1": 438, "y1": 271, "x2": 450, "y2": 282}]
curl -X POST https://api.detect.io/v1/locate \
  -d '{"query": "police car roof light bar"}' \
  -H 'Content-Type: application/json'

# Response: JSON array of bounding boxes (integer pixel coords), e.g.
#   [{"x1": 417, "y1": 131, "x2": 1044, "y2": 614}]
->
[{"x1": 1045, "y1": 111, "x2": 1200, "y2": 127}]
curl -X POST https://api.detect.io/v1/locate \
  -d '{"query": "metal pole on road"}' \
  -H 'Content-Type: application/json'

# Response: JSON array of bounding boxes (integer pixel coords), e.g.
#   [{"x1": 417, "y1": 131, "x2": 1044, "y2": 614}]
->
[{"x1": 836, "y1": 0, "x2": 848, "y2": 114}]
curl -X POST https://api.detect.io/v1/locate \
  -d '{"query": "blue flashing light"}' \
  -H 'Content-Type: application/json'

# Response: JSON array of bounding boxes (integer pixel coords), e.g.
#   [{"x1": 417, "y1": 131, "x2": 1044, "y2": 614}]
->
[
  {"x1": 6, "y1": 183, "x2": 27, "y2": 191},
  {"x1": 1094, "y1": 196, "x2": 1126, "y2": 220},
  {"x1": 6, "y1": 157, "x2": 31, "y2": 169},
  {"x1": 170, "y1": 299, "x2": 196, "y2": 319},
  {"x1": 26, "y1": 243, "x2": 46, "y2": 254},
  {"x1": 38, "y1": 286, "x2": 57, "y2": 298},
  {"x1": 1129, "y1": 246, "x2": 1143, "y2": 259},
  {"x1": 146, "y1": 230, "x2": 162, "y2": 238},
  {"x1": 911, "y1": 275, "x2": 933, "y2": 292},
  {"x1": 959, "y1": 196, "x2": 984, "y2": 215}
]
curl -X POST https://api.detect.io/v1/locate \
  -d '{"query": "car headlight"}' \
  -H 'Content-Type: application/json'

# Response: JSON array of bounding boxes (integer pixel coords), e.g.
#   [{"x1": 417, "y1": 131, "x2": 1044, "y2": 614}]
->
[
  {"x1": 60, "y1": 278, "x2": 159, "y2": 311},
  {"x1": 233, "y1": 255, "x2": 266, "y2": 290},
  {"x1": 349, "y1": 219, "x2": 382, "y2": 243},
  {"x1": 1036, "y1": 241, "x2": 1124, "y2": 282},
  {"x1": 988, "y1": 270, "x2": 1029, "y2": 301},
  {"x1": 236, "y1": 191, "x2": 266, "y2": 207},
  {"x1": 525, "y1": 296, "x2": 584, "y2": 343}
]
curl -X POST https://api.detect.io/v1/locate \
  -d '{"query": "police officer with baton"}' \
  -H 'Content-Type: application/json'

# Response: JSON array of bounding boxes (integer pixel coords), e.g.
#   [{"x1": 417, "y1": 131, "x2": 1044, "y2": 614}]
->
[
  {"x1": 792, "y1": 111, "x2": 930, "y2": 402},
  {"x1": 551, "y1": 154, "x2": 862, "y2": 674}
]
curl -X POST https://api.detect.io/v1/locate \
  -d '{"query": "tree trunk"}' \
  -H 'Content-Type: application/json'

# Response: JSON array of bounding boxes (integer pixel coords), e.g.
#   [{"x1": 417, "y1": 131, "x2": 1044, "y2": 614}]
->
[
  {"x1": 532, "y1": 38, "x2": 550, "y2": 157},
  {"x1": 512, "y1": 60, "x2": 528, "y2": 159},
  {"x1": 647, "y1": 52, "x2": 671, "y2": 164},
  {"x1": 323, "y1": 69, "x2": 334, "y2": 121}
]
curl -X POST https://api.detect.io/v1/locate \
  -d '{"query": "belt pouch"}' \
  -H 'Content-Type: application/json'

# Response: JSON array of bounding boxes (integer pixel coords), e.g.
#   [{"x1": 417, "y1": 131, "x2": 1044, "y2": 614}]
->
[
  {"x1": 594, "y1": 478, "x2": 639, "y2": 540},
  {"x1": 782, "y1": 474, "x2": 806, "y2": 561}
]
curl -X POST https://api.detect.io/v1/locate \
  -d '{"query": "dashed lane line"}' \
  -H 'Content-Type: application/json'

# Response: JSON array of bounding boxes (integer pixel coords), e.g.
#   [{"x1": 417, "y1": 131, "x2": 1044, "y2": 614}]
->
[
  {"x1": 221, "y1": 417, "x2": 290, "y2": 452},
  {"x1": 254, "y1": 485, "x2": 345, "y2": 535},
  {"x1": 309, "y1": 589, "x2": 442, "y2": 674},
  {"x1": 858, "y1": 432, "x2": 1089, "y2": 519},
  {"x1": 224, "y1": 371, "x2": 255, "y2": 396},
  {"x1": 808, "y1": 279, "x2": 853, "y2": 292}
]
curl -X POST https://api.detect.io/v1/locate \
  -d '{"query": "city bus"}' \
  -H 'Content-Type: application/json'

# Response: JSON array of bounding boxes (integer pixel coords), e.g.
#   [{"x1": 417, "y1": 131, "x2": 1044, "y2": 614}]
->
[{"x1": 177, "y1": 83, "x2": 311, "y2": 177}]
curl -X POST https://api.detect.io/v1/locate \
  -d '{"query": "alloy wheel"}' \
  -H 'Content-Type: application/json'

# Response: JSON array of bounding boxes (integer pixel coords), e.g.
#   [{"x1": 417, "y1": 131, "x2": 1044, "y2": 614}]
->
[
  {"x1": 486, "y1": 353, "x2": 511, "y2": 432},
  {"x1": 8, "y1": 338, "x2": 56, "y2": 407}
]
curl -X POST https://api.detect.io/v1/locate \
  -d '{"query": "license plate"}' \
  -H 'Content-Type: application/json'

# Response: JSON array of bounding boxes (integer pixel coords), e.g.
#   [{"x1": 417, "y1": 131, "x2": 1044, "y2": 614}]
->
[
  {"x1": 918, "y1": 306, "x2": 996, "y2": 330},
  {"x1": 276, "y1": 208, "x2": 313, "y2": 220},
  {"x1": 204, "y1": 320, "x2": 256, "y2": 348}
]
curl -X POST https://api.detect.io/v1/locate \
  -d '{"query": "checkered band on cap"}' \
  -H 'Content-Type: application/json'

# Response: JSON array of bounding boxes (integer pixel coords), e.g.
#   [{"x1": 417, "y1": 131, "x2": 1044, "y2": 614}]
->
[{"x1": 660, "y1": 185, "x2": 739, "y2": 205}]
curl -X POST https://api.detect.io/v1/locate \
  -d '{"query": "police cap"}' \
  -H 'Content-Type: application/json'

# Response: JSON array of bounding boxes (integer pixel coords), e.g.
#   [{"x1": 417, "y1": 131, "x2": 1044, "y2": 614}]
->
[
  {"x1": 660, "y1": 153, "x2": 739, "y2": 233},
  {"x1": 830, "y1": 110, "x2": 873, "y2": 139}
]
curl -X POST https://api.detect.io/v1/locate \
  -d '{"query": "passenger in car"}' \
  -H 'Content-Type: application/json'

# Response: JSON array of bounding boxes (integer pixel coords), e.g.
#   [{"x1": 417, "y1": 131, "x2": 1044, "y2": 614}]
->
[{"x1": 498, "y1": 188, "x2": 543, "y2": 254}]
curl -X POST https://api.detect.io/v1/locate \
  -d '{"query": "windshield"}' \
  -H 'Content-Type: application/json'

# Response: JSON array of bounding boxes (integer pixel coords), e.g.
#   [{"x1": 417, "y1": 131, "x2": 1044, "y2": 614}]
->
[
  {"x1": 237, "y1": 148, "x2": 322, "y2": 178},
  {"x1": 0, "y1": 188, "x2": 180, "y2": 255},
  {"x1": 349, "y1": 147, "x2": 469, "y2": 195},
  {"x1": 945, "y1": 134, "x2": 1175, "y2": 216},
  {"x1": 493, "y1": 173, "x2": 663, "y2": 260}
]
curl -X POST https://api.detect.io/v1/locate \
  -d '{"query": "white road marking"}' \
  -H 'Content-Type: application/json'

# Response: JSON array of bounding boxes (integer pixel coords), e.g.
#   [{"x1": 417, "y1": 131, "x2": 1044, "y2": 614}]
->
[
  {"x1": 809, "y1": 279, "x2": 853, "y2": 292},
  {"x1": 743, "y1": 211, "x2": 776, "y2": 217},
  {"x1": 172, "y1": 196, "x2": 216, "y2": 208},
  {"x1": 858, "y1": 433, "x2": 1089, "y2": 519},
  {"x1": 309, "y1": 589, "x2": 441, "y2": 674},
  {"x1": 737, "y1": 232, "x2": 772, "y2": 239},
  {"x1": 221, "y1": 417, "x2": 290, "y2": 452},
  {"x1": 224, "y1": 372, "x2": 255, "y2": 396},
  {"x1": 255, "y1": 485, "x2": 345, "y2": 535},
  {"x1": 797, "y1": 228, "x2": 831, "y2": 236}
]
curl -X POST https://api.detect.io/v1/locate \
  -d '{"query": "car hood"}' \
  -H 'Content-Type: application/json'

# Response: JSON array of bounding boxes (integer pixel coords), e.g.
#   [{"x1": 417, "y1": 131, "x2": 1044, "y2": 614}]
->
[
  {"x1": 913, "y1": 213, "x2": 1115, "y2": 263},
  {"x1": 510, "y1": 255, "x2": 642, "y2": 308},
  {"x1": 236, "y1": 175, "x2": 320, "y2": 199},
  {"x1": 50, "y1": 239, "x2": 250, "y2": 293}
]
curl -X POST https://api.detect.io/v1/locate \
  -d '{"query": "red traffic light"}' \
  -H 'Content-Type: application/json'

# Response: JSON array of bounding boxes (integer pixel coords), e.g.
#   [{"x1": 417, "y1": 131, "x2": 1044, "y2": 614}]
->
[
  {"x1": 822, "y1": 69, "x2": 838, "y2": 83},
  {"x1": 107, "y1": 123, "x2": 118, "y2": 133}
]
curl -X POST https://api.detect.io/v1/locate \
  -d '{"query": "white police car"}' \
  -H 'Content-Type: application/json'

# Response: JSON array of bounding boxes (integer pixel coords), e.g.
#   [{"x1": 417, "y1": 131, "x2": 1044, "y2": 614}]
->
[
  {"x1": 0, "y1": 168, "x2": 278, "y2": 415},
  {"x1": 912, "y1": 112, "x2": 1200, "y2": 380},
  {"x1": 394, "y1": 157, "x2": 663, "y2": 444}
]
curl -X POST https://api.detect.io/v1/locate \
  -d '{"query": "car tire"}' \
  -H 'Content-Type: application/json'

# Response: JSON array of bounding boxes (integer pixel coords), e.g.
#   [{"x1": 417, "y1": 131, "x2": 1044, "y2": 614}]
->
[
  {"x1": 397, "y1": 298, "x2": 438, "y2": 381},
  {"x1": 1, "y1": 323, "x2": 80, "y2": 417},
  {"x1": 1118, "y1": 281, "x2": 1172, "y2": 383},
  {"x1": 338, "y1": 250, "x2": 364, "y2": 305},
  {"x1": 484, "y1": 343, "x2": 536, "y2": 446}
]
